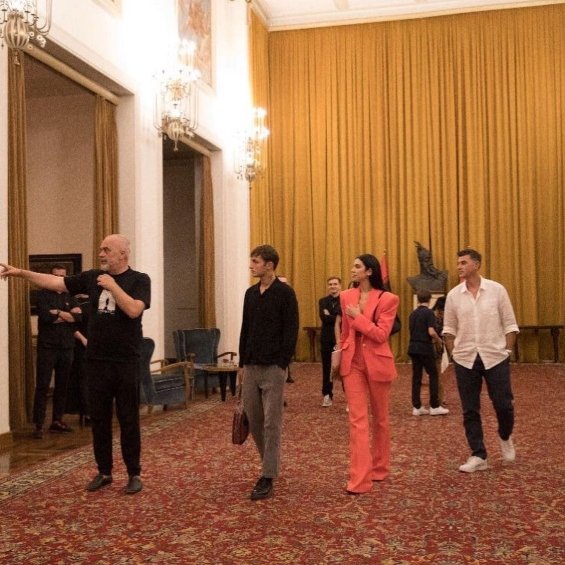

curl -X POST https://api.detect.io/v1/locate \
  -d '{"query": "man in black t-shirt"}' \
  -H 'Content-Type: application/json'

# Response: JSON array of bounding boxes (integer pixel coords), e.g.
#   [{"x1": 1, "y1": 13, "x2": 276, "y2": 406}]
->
[
  {"x1": 1, "y1": 234, "x2": 150, "y2": 495},
  {"x1": 408, "y1": 290, "x2": 449, "y2": 417}
]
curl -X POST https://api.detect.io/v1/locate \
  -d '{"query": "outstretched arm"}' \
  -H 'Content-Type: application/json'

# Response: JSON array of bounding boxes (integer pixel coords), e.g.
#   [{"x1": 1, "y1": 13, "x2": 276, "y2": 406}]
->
[{"x1": 0, "y1": 264, "x2": 67, "y2": 292}]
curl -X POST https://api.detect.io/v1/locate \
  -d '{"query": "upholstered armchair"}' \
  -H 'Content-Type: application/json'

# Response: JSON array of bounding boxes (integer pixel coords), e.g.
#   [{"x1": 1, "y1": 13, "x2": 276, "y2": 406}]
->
[
  {"x1": 173, "y1": 329, "x2": 237, "y2": 398},
  {"x1": 139, "y1": 337, "x2": 194, "y2": 413}
]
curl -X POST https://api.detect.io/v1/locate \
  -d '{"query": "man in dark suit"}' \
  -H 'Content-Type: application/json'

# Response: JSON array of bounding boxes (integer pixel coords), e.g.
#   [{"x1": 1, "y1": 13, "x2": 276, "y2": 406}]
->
[{"x1": 318, "y1": 276, "x2": 342, "y2": 407}]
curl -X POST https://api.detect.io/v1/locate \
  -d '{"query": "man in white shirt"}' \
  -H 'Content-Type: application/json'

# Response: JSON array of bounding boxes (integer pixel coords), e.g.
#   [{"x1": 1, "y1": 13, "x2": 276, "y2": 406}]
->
[{"x1": 443, "y1": 248, "x2": 519, "y2": 473}]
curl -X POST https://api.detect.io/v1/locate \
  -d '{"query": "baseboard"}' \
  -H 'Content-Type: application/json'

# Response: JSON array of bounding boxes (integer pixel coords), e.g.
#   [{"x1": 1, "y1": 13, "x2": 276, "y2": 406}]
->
[{"x1": 0, "y1": 431, "x2": 14, "y2": 452}]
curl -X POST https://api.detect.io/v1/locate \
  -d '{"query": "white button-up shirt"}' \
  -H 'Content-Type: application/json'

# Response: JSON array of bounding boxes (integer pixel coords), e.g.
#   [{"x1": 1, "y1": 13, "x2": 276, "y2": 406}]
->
[{"x1": 443, "y1": 277, "x2": 519, "y2": 369}]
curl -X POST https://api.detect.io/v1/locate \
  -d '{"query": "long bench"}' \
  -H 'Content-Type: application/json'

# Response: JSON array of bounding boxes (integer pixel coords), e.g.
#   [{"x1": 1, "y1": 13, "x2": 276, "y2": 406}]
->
[{"x1": 514, "y1": 325, "x2": 564, "y2": 363}]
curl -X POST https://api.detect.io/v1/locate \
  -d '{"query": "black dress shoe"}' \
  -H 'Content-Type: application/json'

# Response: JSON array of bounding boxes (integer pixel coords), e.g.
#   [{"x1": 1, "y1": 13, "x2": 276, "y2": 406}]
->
[
  {"x1": 250, "y1": 477, "x2": 273, "y2": 500},
  {"x1": 86, "y1": 474, "x2": 113, "y2": 491},
  {"x1": 49, "y1": 420, "x2": 73, "y2": 433},
  {"x1": 125, "y1": 475, "x2": 143, "y2": 495}
]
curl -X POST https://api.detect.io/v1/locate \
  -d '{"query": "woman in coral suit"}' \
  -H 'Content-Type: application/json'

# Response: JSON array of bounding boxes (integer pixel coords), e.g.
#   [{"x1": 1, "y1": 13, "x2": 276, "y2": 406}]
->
[{"x1": 338, "y1": 254, "x2": 399, "y2": 494}]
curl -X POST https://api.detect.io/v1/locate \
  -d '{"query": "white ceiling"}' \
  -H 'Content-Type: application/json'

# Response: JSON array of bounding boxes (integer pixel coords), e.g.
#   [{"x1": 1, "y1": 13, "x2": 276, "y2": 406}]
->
[{"x1": 254, "y1": 0, "x2": 559, "y2": 29}]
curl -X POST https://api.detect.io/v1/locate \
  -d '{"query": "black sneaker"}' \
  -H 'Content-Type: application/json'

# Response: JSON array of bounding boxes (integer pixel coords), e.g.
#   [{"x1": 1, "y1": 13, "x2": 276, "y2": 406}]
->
[
  {"x1": 125, "y1": 475, "x2": 143, "y2": 495},
  {"x1": 86, "y1": 473, "x2": 113, "y2": 491},
  {"x1": 250, "y1": 477, "x2": 273, "y2": 500},
  {"x1": 49, "y1": 420, "x2": 73, "y2": 433}
]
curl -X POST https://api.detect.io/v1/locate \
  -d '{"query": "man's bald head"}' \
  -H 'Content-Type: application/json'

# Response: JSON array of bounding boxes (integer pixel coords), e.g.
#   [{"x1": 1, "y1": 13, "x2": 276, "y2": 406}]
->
[{"x1": 99, "y1": 234, "x2": 131, "y2": 274}]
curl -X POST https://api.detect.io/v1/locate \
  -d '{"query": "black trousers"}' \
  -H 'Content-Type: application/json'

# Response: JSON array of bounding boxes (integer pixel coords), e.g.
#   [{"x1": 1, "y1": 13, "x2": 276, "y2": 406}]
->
[
  {"x1": 320, "y1": 342, "x2": 334, "y2": 398},
  {"x1": 455, "y1": 355, "x2": 514, "y2": 460},
  {"x1": 409, "y1": 353, "x2": 440, "y2": 409},
  {"x1": 86, "y1": 359, "x2": 141, "y2": 477},
  {"x1": 33, "y1": 347, "x2": 74, "y2": 426}
]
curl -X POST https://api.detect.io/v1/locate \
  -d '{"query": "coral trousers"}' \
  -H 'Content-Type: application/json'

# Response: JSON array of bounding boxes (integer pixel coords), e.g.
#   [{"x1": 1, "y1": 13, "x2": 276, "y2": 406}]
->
[{"x1": 343, "y1": 351, "x2": 392, "y2": 493}]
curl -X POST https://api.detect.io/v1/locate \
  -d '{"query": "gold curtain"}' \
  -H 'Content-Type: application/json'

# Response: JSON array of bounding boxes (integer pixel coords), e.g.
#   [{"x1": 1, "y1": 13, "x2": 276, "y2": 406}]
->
[
  {"x1": 8, "y1": 52, "x2": 34, "y2": 428},
  {"x1": 254, "y1": 5, "x2": 564, "y2": 361},
  {"x1": 249, "y1": 10, "x2": 274, "y2": 247},
  {"x1": 93, "y1": 96, "x2": 118, "y2": 260},
  {"x1": 199, "y1": 155, "x2": 216, "y2": 327}
]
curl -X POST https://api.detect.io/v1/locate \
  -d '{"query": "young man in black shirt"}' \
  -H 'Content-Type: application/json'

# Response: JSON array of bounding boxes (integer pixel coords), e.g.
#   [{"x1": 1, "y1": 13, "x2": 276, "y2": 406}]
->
[
  {"x1": 1, "y1": 234, "x2": 150, "y2": 495},
  {"x1": 239, "y1": 245, "x2": 299, "y2": 500},
  {"x1": 408, "y1": 290, "x2": 449, "y2": 417},
  {"x1": 318, "y1": 276, "x2": 342, "y2": 407},
  {"x1": 33, "y1": 265, "x2": 82, "y2": 438}
]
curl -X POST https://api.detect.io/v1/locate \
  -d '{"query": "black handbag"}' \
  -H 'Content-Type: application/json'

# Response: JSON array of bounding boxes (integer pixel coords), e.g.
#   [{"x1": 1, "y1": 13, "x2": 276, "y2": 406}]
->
[
  {"x1": 377, "y1": 291, "x2": 401, "y2": 336},
  {"x1": 231, "y1": 383, "x2": 249, "y2": 445}
]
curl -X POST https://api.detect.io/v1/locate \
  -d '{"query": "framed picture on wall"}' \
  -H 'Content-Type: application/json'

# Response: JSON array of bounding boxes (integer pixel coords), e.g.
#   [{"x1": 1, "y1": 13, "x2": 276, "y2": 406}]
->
[
  {"x1": 29, "y1": 254, "x2": 82, "y2": 315},
  {"x1": 177, "y1": 0, "x2": 213, "y2": 88}
]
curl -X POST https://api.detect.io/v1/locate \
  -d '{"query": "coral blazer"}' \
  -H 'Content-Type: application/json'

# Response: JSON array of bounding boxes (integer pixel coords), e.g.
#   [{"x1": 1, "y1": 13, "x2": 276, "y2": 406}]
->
[{"x1": 339, "y1": 287, "x2": 399, "y2": 381}]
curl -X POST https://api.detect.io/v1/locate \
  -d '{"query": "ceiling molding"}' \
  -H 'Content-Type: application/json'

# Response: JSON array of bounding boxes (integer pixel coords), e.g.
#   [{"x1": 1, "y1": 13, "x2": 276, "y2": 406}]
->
[{"x1": 262, "y1": 0, "x2": 562, "y2": 31}]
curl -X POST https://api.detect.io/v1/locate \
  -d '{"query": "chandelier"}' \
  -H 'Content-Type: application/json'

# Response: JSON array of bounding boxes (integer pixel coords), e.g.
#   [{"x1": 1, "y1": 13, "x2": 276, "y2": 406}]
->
[
  {"x1": 235, "y1": 107, "x2": 270, "y2": 186},
  {"x1": 0, "y1": 0, "x2": 52, "y2": 64},
  {"x1": 155, "y1": 40, "x2": 200, "y2": 151}
]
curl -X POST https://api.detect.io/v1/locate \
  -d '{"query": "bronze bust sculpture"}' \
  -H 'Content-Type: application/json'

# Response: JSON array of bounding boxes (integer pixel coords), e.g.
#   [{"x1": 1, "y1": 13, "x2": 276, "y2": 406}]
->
[{"x1": 406, "y1": 241, "x2": 448, "y2": 293}]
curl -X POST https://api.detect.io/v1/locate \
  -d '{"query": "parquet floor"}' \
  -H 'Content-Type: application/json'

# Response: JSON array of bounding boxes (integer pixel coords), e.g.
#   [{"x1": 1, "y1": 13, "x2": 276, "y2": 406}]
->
[{"x1": 0, "y1": 399, "x2": 201, "y2": 477}]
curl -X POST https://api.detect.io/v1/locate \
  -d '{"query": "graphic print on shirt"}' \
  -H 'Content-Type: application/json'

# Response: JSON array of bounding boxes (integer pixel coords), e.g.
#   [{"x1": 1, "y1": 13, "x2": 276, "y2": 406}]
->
[{"x1": 98, "y1": 289, "x2": 116, "y2": 315}]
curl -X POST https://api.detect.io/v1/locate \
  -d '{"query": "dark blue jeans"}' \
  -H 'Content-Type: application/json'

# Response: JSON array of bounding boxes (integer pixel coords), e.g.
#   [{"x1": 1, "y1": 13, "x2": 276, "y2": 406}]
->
[
  {"x1": 87, "y1": 359, "x2": 141, "y2": 477},
  {"x1": 33, "y1": 347, "x2": 74, "y2": 426},
  {"x1": 454, "y1": 355, "x2": 514, "y2": 459}
]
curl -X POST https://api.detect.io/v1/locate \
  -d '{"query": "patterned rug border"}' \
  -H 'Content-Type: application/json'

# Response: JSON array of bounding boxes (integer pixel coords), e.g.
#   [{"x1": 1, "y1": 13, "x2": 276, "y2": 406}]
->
[{"x1": 0, "y1": 397, "x2": 222, "y2": 503}]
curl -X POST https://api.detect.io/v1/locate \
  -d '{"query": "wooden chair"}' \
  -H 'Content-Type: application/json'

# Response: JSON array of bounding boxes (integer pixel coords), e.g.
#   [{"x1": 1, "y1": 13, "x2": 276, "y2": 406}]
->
[
  {"x1": 173, "y1": 329, "x2": 237, "y2": 398},
  {"x1": 139, "y1": 337, "x2": 194, "y2": 413}
]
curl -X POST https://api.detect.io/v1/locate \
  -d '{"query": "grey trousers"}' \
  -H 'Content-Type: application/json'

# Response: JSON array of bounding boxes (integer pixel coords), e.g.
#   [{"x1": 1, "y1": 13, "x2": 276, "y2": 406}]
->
[{"x1": 242, "y1": 364, "x2": 286, "y2": 479}]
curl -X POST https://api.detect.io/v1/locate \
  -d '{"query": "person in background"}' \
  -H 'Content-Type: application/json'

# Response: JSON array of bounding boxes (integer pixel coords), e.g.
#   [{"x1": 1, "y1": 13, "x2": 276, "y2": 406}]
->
[
  {"x1": 66, "y1": 294, "x2": 91, "y2": 427},
  {"x1": 277, "y1": 275, "x2": 295, "y2": 384},
  {"x1": 338, "y1": 254, "x2": 399, "y2": 494},
  {"x1": 431, "y1": 295, "x2": 448, "y2": 406},
  {"x1": 32, "y1": 265, "x2": 81, "y2": 438},
  {"x1": 319, "y1": 276, "x2": 342, "y2": 407},
  {"x1": 239, "y1": 246, "x2": 299, "y2": 500},
  {"x1": 408, "y1": 290, "x2": 449, "y2": 416},
  {"x1": 1, "y1": 234, "x2": 151, "y2": 494},
  {"x1": 443, "y1": 248, "x2": 519, "y2": 473}
]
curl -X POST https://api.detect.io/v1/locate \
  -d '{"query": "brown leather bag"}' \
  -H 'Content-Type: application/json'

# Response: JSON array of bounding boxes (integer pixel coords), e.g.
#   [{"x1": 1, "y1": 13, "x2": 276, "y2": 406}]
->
[{"x1": 232, "y1": 381, "x2": 249, "y2": 445}]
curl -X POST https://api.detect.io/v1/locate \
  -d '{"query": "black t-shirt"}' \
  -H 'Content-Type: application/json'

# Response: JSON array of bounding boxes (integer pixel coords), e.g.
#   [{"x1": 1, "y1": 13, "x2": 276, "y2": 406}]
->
[
  {"x1": 408, "y1": 305, "x2": 436, "y2": 356},
  {"x1": 64, "y1": 268, "x2": 151, "y2": 361}
]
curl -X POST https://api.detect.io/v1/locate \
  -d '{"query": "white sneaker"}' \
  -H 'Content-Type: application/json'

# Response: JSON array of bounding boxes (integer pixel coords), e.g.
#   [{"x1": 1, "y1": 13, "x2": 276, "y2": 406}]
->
[
  {"x1": 429, "y1": 406, "x2": 450, "y2": 416},
  {"x1": 499, "y1": 436, "x2": 516, "y2": 462},
  {"x1": 412, "y1": 406, "x2": 430, "y2": 416},
  {"x1": 322, "y1": 395, "x2": 332, "y2": 407},
  {"x1": 459, "y1": 456, "x2": 488, "y2": 473}
]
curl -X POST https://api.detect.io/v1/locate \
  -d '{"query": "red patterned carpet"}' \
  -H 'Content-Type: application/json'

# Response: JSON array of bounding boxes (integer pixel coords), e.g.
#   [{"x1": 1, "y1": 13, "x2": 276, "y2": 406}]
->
[{"x1": 1, "y1": 363, "x2": 563, "y2": 564}]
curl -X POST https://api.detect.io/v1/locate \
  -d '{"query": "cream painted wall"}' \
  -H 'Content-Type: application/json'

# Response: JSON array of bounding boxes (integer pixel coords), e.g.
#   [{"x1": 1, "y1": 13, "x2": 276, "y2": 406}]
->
[
  {"x1": 0, "y1": 0, "x2": 252, "y2": 435},
  {"x1": 27, "y1": 93, "x2": 95, "y2": 267}
]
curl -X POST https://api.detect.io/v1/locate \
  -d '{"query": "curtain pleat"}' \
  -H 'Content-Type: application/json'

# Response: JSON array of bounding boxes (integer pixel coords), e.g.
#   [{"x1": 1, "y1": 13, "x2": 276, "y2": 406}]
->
[
  {"x1": 199, "y1": 155, "x2": 216, "y2": 328},
  {"x1": 8, "y1": 51, "x2": 34, "y2": 428},
  {"x1": 93, "y1": 96, "x2": 118, "y2": 259},
  {"x1": 249, "y1": 11, "x2": 274, "y2": 248},
  {"x1": 255, "y1": 5, "x2": 564, "y2": 361}
]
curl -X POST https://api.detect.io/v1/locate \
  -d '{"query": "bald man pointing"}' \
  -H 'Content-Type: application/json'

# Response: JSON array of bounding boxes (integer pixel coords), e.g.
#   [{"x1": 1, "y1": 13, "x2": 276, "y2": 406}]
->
[{"x1": 1, "y1": 234, "x2": 151, "y2": 494}]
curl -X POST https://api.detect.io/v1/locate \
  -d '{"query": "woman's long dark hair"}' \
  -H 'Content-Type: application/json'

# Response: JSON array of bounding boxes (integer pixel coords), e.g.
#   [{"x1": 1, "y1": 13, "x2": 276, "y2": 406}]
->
[{"x1": 357, "y1": 254, "x2": 386, "y2": 291}]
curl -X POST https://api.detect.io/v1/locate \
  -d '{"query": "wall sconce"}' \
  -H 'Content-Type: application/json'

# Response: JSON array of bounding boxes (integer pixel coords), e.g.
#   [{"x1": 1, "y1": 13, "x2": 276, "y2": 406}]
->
[
  {"x1": 155, "y1": 40, "x2": 200, "y2": 151},
  {"x1": 0, "y1": 0, "x2": 52, "y2": 64},
  {"x1": 235, "y1": 107, "x2": 270, "y2": 186}
]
